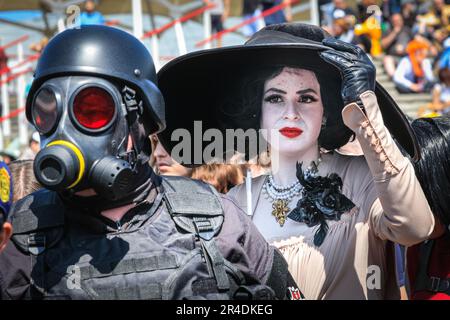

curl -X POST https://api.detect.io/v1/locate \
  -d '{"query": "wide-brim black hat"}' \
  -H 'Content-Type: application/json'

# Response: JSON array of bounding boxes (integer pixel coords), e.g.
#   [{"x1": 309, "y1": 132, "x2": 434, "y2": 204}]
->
[{"x1": 157, "y1": 23, "x2": 419, "y2": 164}]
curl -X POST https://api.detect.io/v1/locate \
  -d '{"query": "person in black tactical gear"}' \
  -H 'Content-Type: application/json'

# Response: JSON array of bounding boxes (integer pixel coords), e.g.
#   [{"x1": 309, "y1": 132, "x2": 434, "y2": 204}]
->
[
  {"x1": 0, "y1": 25, "x2": 299, "y2": 300},
  {"x1": 0, "y1": 161, "x2": 13, "y2": 253}
]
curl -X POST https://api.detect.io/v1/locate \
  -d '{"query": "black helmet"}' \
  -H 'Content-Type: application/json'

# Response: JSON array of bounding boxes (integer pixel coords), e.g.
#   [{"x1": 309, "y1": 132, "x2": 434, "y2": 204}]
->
[{"x1": 26, "y1": 25, "x2": 165, "y2": 135}]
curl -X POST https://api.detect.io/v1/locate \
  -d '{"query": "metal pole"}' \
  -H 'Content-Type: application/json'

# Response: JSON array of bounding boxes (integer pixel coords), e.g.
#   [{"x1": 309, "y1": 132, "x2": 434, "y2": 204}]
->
[
  {"x1": 0, "y1": 39, "x2": 10, "y2": 138},
  {"x1": 146, "y1": 0, "x2": 160, "y2": 70},
  {"x1": 310, "y1": 0, "x2": 320, "y2": 26},
  {"x1": 203, "y1": 9, "x2": 212, "y2": 50},
  {"x1": 132, "y1": 0, "x2": 144, "y2": 39},
  {"x1": 256, "y1": 8, "x2": 266, "y2": 30},
  {"x1": 17, "y1": 42, "x2": 27, "y2": 146},
  {"x1": 174, "y1": 20, "x2": 187, "y2": 55},
  {"x1": 246, "y1": 168, "x2": 253, "y2": 216},
  {"x1": 151, "y1": 35, "x2": 161, "y2": 70}
]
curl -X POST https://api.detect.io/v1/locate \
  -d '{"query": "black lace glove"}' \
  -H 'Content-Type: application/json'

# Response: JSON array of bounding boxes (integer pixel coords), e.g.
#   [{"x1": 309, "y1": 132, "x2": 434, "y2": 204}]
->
[{"x1": 319, "y1": 38, "x2": 376, "y2": 110}]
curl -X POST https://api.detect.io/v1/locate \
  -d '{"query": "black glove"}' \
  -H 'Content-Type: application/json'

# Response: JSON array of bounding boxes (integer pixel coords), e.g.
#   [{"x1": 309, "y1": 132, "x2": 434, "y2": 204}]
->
[{"x1": 319, "y1": 38, "x2": 376, "y2": 109}]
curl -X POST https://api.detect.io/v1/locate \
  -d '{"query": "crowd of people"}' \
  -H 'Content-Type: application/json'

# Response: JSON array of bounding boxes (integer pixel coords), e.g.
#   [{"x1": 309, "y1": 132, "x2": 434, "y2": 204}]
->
[{"x1": 320, "y1": 0, "x2": 450, "y2": 117}]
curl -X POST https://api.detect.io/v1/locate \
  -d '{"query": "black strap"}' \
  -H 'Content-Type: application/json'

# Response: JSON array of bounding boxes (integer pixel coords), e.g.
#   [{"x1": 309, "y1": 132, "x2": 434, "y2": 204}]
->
[
  {"x1": 233, "y1": 285, "x2": 275, "y2": 300},
  {"x1": 121, "y1": 85, "x2": 144, "y2": 167},
  {"x1": 29, "y1": 233, "x2": 47, "y2": 299},
  {"x1": 193, "y1": 217, "x2": 230, "y2": 292},
  {"x1": 266, "y1": 248, "x2": 304, "y2": 300},
  {"x1": 162, "y1": 177, "x2": 235, "y2": 292},
  {"x1": 414, "y1": 239, "x2": 450, "y2": 294}
]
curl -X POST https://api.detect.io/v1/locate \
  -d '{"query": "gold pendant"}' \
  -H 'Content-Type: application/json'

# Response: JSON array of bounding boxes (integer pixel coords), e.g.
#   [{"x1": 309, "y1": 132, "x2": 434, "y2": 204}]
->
[{"x1": 272, "y1": 199, "x2": 290, "y2": 227}]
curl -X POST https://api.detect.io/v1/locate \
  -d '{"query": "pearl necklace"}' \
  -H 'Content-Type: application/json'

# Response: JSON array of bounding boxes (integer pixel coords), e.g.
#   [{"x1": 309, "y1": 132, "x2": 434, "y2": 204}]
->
[
  {"x1": 263, "y1": 157, "x2": 322, "y2": 227},
  {"x1": 264, "y1": 175, "x2": 302, "y2": 200}
]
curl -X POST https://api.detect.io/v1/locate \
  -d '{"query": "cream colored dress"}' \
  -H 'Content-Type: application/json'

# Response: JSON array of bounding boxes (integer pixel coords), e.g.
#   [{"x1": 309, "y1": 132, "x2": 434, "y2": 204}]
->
[{"x1": 227, "y1": 91, "x2": 435, "y2": 300}]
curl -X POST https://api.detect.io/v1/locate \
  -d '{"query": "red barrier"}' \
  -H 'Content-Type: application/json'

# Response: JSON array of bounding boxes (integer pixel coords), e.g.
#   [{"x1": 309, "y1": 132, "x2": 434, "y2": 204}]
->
[
  {"x1": 196, "y1": 0, "x2": 299, "y2": 47},
  {"x1": 0, "y1": 107, "x2": 25, "y2": 123},
  {"x1": 0, "y1": 35, "x2": 29, "y2": 51},
  {"x1": 105, "y1": 20, "x2": 120, "y2": 26},
  {"x1": 0, "y1": 53, "x2": 40, "y2": 76},
  {"x1": 141, "y1": 2, "x2": 216, "y2": 39},
  {"x1": 0, "y1": 67, "x2": 33, "y2": 86}
]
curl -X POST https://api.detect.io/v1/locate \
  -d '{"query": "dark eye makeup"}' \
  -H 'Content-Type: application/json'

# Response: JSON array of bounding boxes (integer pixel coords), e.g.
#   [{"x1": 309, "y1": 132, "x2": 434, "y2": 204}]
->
[{"x1": 264, "y1": 94, "x2": 283, "y2": 104}]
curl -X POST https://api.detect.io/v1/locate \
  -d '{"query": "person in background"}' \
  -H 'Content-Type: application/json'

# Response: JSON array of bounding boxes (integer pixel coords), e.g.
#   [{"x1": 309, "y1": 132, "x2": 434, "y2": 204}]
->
[
  {"x1": 0, "y1": 141, "x2": 20, "y2": 165},
  {"x1": 152, "y1": 135, "x2": 245, "y2": 193},
  {"x1": 8, "y1": 160, "x2": 42, "y2": 202},
  {"x1": 432, "y1": 67, "x2": 450, "y2": 114},
  {"x1": 29, "y1": 37, "x2": 48, "y2": 54},
  {"x1": 261, "y1": 0, "x2": 292, "y2": 26},
  {"x1": 0, "y1": 161, "x2": 12, "y2": 253},
  {"x1": 438, "y1": 37, "x2": 450, "y2": 69},
  {"x1": 382, "y1": 13, "x2": 413, "y2": 78},
  {"x1": 393, "y1": 38, "x2": 436, "y2": 93},
  {"x1": 419, "y1": 0, "x2": 450, "y2": 29},
  {"x1": 0, "y1": 152, "x2": 16, "y2": 165},
  {"x1": 191, "y1": 164, "x2": 245, "y2": 194},
  {"x1": 381, "y1": 0, "x2": 402, "y2": 21},
  {"x1": 321, "y1": 0, "x2": 356, "y2": 29},
  {"x1": 151, "y1": 133, "x2": 248, "y2": 194},
  {"x1": 80, "y1": 0, "x2": 105, "y2": 26},
  {"x1": 353, "y1": 0, "x2": 378, "y2": 54},
  {"x1": 415, "y1": 0, "x2": 449, "y2": 44},
  {"x1": 332, "y1": 17, "x2": 363, "y2": 48},
  {"x1": 407, "y1": 116, "x2": 450, "y2": 300},
  {"x1": 356, "y1": 0, "x2": 378, "y2": 23},
  {"x1": 209, "y1": 0, "x2": 231, "y2": 48},
  {"x1": 150, "y1": 134, "x2": 193, "y2": 177},
  {"x1": 242, "y1": 0, "x2": 260, "y2": 36},
  {"x1": 0, "y1": 44, "x2": 8, "y2": 118},
  {"x1": 394, "y1": 243, "x2": 409, "y2": 299},
  {"x1": 418, "y1": 67, "x2": 450, "y2": 117},
  {"x1": 19, "y1": 132, "x2": 40, "y2": 160},
  {"x1": 331, "y1": 0, "x2": 356, "y2": 22},
  {"x1": 401, "y1": 0, "x2": 418, "y2": 29},
  {"x1": 0, "y1": 44, "x2": 8, "y2": 73}
]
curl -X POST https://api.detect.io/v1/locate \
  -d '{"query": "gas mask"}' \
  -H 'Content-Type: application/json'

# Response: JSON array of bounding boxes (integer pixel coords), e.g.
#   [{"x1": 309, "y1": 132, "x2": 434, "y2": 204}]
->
[{"x1": 30, "y1": 75, "x2": 148, "y2": 203}]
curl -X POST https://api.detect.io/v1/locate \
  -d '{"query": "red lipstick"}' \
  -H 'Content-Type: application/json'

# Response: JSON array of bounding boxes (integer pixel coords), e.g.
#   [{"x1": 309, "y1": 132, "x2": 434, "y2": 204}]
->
[{"x1": 279, "y1": 127, "x2": 303, "y2": 138}]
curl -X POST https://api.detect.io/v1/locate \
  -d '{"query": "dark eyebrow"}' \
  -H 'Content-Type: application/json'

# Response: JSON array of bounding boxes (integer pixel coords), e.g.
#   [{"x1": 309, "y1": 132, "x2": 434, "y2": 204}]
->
[
  {"x1": 264, "y1": 88, "x2": 286, "y2": 95},
  {"x1": 297, "y1": 88, "x2": 318, "y2": 95}
]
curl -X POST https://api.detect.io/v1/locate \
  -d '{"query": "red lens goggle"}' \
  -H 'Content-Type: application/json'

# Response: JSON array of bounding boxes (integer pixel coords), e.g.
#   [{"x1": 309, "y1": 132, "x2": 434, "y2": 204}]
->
[
  {"x1": 72, "y1": 87, "x2": 115, "y2": 130},
  {"x1": 32, "y1": 86, "x2": 116, "y2": 134}
]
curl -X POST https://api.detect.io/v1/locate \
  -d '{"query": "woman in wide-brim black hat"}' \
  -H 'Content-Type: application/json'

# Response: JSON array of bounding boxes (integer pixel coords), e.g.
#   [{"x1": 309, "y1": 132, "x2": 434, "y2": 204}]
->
[{"x1": 157, "y1": 23, "x2": 435, "y2": 300}]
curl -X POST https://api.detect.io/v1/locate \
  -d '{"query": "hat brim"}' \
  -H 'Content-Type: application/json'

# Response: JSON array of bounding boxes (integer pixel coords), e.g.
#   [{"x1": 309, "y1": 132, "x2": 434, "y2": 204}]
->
[{"x1": 157, "y1": 43, "x2": 419, "y2": 164}]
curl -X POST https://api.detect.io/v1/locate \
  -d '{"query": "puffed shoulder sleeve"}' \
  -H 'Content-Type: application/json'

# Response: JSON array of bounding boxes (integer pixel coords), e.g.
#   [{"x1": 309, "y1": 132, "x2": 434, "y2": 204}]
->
[
  {"x1": 216, "y1": 194, "x2": 274, "y2": 284},
  {"x1": 341, "y1": 91, "x2": 435, "y2": 246}
]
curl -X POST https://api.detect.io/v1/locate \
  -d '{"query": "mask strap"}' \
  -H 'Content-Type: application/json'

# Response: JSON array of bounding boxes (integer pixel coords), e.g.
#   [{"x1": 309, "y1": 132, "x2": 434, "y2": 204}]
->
[{"x1": 121, "y1": 85, "x2": 144, "y2": 169}]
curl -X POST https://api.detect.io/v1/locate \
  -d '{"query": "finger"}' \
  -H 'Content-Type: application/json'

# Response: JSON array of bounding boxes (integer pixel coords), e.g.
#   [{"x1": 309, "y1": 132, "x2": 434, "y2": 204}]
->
[
  {"x1": 320, "y1": 45, "x2": 358, "y2": 63},
  {"x1": 319, "y1": 51, "x2": 354, "y2": 69},
  {"x1": 319, "y1": 51, "x2": 345, "y2": 68},
  {"x1": 322, "y1": 37, "x2": 361, "y2": 55}
]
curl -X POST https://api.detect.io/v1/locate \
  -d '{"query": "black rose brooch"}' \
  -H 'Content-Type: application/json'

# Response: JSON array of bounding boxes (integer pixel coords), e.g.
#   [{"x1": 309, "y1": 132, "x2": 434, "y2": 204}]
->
[{"x1": 287, "y1": 162, "x2": 355, "y2": 246}]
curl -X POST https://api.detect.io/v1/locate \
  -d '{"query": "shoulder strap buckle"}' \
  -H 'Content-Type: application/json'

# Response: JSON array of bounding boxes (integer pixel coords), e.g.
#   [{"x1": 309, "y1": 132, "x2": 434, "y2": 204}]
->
[
  {"x1": 193, "y1": 217, "x2": 215, "y2": 241},
  {"x1": 28, "y1": 233, "x2": 46, "y2": 255}
]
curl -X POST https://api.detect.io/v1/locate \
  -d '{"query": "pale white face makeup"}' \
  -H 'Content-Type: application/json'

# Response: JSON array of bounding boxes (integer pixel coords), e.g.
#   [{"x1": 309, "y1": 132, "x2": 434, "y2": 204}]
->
[{"x1": 260, "y1": 67, "x2": 324, "y2": 158}]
